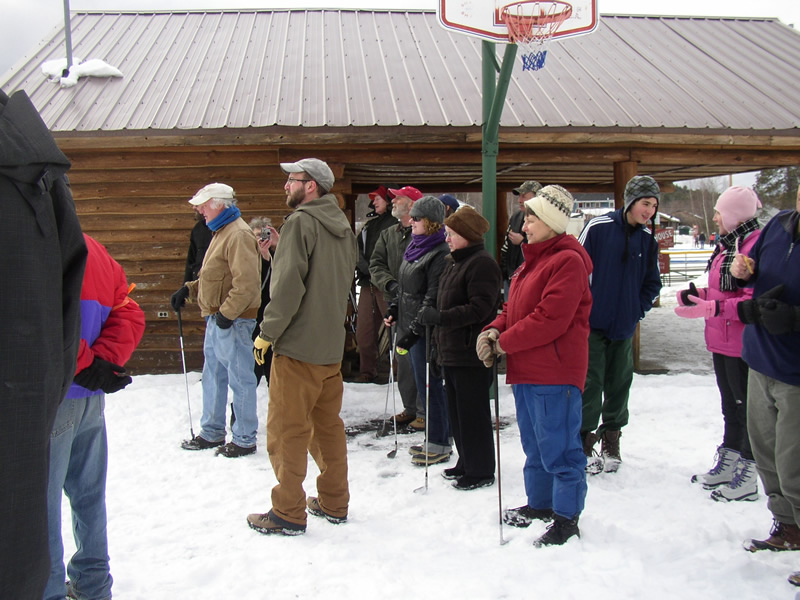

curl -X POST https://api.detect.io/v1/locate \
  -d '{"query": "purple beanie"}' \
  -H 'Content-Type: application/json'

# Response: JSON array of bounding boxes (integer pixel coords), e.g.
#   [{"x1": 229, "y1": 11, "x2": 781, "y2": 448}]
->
[{"x1": 714, "y1": 186, "x2": 762, "y2": 232}]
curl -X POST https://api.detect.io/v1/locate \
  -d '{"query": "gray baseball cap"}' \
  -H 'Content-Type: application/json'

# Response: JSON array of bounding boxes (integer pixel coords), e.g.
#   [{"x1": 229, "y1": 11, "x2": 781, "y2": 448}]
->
[
  {"x1": 512, "y1": 180, "x2": 543, "y2": 196},
  {"x1": 280, "y1": 158, "x2": 335, "y2": 193}
]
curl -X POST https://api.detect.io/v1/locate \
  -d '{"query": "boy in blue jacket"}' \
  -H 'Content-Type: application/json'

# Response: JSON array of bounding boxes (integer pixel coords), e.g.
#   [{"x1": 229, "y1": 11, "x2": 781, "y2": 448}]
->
[{"x1": 578, "y1": 175, "x2": 662, "y2": 474}]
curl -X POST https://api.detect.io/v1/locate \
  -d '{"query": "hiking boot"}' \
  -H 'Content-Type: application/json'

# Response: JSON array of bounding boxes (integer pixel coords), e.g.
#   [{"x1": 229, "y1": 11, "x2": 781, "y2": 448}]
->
[
  {"x1": 745, "y1": 520, "x2": 800, "y2": 552},
  {"x1": 411, "y1": 451, "x2": 451, "y2": 466},
  {"x1": 600, "y1": 430, "x2": 621, "y2": 473},
  {"x1": 710, "y1": 459, "x2": 758, "y2": 502},
  {"x1": 215, "y1": 442, "x2": 256, "y2": 458},
  {"x1": 503, "y1": 505, "x2": 554, "y2": 528},
  {"x1": 393, "y1": 410, "x2": 416, "y2": 427},
  {"x1": 442, "y1": 467, "x2": 465, "y2": 480},
  {"x1": 789, "y1": 571, "x2": 800, "y2": 587},
  {"x1": 452, "y1": 475, "x2": 494, "y2": 490},
  {"x1": 247, "y1": 511, "x2": 306, "y2": 536},
  {"x1": 582, "y1": 431, "x2": 603, "y2": 475},
  {"x1": 533, "y1": 514, "x2": 580, "y2": 547},
  {"x1": 692, "y1": 447, "x2": 741, "y2": 489},
  {"x1": 307, "y1": 496, "x2": 347, "y2": 524},
  {"x1": 408, "y1": 444, "x2": 425, "y2": 456},
  {"x1": 409, "y1": 417, "x2": 426, "y2": 431},
  {"x1": 181, "y1": 436, "x2": 224, "y2": 451}
]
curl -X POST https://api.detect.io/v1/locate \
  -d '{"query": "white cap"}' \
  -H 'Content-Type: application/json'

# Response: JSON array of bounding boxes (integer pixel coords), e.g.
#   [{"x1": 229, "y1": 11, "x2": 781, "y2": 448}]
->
[{"x1": 188, "y1": 183, "x2": 235, "y2": 206}]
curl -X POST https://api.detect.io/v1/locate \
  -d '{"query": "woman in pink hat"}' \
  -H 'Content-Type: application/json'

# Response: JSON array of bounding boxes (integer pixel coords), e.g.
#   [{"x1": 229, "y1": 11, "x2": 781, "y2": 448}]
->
[{"x1": 675, "y1": 186, "x2": 762, "y2": 502}]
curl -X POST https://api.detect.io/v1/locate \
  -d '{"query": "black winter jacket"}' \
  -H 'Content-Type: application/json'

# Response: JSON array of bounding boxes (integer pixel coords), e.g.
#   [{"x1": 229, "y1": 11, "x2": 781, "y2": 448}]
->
[{"x1": 395, "y1": 241, "x2": 450, "y2": 340}]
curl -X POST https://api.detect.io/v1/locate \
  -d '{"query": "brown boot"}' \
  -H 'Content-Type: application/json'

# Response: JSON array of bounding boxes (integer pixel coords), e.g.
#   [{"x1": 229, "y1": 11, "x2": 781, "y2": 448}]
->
[
  {"x1": 745, "y1": 520, "x2": 800, "y2": 552},
  {"x1": 600, "y1": 430, "x2": 621, "y2": 473},
  {"x1": 583, "y1": 431, "x2": 603, "y2": 475}
]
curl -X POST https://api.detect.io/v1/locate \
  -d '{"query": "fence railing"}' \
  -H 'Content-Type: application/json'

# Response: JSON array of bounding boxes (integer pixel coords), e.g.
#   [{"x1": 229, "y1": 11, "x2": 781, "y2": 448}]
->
[{"x1": 660, "y1": 248, "x2": 713, "y2": 284}]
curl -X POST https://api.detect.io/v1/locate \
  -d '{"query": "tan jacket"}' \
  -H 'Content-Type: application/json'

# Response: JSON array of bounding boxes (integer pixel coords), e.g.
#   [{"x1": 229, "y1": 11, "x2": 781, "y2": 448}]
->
[
  {"x1": 259, "y1": 194, "x2": 357, "y2": 365},
  {"x1": 186, "y1": 217, "x2": 261, "y2": 319}
]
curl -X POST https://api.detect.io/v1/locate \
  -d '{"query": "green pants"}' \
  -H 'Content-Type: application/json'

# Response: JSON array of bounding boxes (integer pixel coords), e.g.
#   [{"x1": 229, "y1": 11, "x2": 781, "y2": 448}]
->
[{"x1": 581, "y1": 330, "x2": 633, "y2": 436}]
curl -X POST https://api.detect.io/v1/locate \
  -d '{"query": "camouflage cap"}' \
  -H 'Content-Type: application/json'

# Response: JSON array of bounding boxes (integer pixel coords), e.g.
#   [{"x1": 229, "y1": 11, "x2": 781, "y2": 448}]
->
[{"x1": 512, "y1": 180, "x2": 543, "y2": 196}]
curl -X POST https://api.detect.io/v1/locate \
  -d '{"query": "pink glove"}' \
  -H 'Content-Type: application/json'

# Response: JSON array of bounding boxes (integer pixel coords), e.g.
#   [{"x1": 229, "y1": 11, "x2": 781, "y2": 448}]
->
[
  {"x1": 676, "y1": 282, "x2": 707, "y2": 306},
  {"x1": 674, "y1": 295, "x2": 719, "y2": 319}
]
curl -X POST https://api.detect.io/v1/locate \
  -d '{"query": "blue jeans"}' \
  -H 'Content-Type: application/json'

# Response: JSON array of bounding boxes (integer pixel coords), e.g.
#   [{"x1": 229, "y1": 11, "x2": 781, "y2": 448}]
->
[
  {"x1": 408, "y1": 338, "x2": 450, "y2": 453},
  {"x1": 45, "y1": 394, "x2": 112, "y2": 600},
  {"x1": 200, "y1": 316, "x2": 258, "y2": 447},
  {"x1": 513, "y1": 384, "x2": 587, "y2": 520}
]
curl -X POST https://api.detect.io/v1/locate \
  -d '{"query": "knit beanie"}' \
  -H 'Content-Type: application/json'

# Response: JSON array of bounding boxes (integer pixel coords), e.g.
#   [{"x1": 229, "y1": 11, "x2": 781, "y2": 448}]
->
[
  {"x1": 409, "y1": 195, "x2": 445, "y2": 224},
  {"x1": 444, "y1": 205, "x2": 489, "y2": 243},
  {"x1": 523, "y1": 185, "x2": 574, "y2": 235},
  {"x1": 714, "y1": 186, "x2": 762, "y2": 232},
  {"x1": 624, "y1": 176, "x2": 660, "y2": 212}
]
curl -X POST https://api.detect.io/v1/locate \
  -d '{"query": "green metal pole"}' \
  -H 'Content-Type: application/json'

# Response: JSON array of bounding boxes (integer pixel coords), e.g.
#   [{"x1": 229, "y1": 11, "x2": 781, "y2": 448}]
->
[{"x1": 481, "y1": 41, "x2": 517, "y2": 259}]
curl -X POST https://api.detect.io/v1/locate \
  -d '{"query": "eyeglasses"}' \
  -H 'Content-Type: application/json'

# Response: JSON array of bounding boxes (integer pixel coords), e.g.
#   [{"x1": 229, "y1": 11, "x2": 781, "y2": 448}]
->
[
  {"x1": 287, "y1": 178, "x2": 311, "y2": 185},
  {"x1": 411, "y1": 216, "x2": 423, "y2": 222}
]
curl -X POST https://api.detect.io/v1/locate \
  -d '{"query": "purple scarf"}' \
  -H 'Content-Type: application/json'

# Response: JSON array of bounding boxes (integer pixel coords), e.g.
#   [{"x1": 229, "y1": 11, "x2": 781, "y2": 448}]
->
[{"x1": 403, "y1": 229, "x2": 446, "y2": 262}]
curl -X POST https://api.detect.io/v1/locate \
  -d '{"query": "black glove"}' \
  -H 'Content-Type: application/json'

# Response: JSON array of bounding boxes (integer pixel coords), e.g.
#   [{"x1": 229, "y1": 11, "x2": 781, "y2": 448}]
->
[
  {"x1": 384, "y1": 305, "x2": 398, "y2": 321},
  {"x1": 679, "y1": 282, "x2": 700, "y2": 306},
  {"x1": 74, "y1": 358, "x2": 132, "y2": 394},
  {"x1": 216, "y1": 312, "x2": 234, "y2": 329},
  {"x1": 171, "y1": 286, "x2": 189, "y2": 312},
  {"x1": 386, "y1": 281, "x2": 399, "y2": 298},
  {"x1": 418, "y1": 306, "x2": 441, "y2": 326},
  {"x1": 396, "y1": 332, "x2": 419, "y2": 352},
  {"x1": 737, "y1": 284, "x2": 784, "y2": 326},
  {"x1": 756, "y1": 285, "x2": 797, "y2": 335}
]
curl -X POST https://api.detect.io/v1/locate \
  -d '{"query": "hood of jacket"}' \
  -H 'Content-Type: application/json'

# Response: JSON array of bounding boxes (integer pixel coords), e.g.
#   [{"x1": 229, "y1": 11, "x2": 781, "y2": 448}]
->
[
  {"x1": 0, "y1": 90, "x2": 70, "y2": 185},
  {"x1": 294, "y1": 193, "x2": 352, "y2": 238}
]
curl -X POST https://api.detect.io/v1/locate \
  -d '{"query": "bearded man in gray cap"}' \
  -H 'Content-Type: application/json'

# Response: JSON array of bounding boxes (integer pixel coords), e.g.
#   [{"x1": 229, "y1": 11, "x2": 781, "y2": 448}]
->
[
  {"x1": 248, "y1": 158, "x2": 357, "y2": 536},
  {"x1": 577, "y1": 175, "x2": 662, "y2": 474}
]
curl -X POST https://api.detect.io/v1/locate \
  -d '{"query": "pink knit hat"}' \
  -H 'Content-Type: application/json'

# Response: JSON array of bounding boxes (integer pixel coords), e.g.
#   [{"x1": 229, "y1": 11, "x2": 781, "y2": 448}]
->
[{"x1": 714, "y1": 186, "x2": 762, "y2": 232}]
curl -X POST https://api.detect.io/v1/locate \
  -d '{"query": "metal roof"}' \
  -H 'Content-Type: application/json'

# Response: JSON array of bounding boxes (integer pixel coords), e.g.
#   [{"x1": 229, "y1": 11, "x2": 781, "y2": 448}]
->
[{"x1": 3, "y1": 9, "x2": 800, "y2": 134}]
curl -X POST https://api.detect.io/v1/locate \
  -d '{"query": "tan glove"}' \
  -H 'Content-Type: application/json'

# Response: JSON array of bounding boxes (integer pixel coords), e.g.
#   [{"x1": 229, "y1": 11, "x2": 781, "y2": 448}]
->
[
  {"x1": 253, "y1": 336, "x2": 271, "y2": 366},
  {"x1": 476, "y1": 328, "x2": 500, "y2": 368}
]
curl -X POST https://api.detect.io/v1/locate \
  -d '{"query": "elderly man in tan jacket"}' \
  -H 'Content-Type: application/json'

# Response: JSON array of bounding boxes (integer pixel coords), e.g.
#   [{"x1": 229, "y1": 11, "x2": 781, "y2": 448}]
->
[
  {"x1": 171, "y1": 182, "x2": 261, "y2": 458},
  {"x1": 248, "y1": 158, "x2": 357, "y2": 536}
]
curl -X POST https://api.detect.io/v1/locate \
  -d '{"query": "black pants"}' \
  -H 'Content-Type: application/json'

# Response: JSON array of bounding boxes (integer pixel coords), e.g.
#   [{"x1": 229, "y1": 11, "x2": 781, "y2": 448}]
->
[
  {"x1": 713, "y1": 352, "x2": 752, "y2": 460},
  {"x1": 444, "y1": 365, "x2": 495, "y2": 478}
]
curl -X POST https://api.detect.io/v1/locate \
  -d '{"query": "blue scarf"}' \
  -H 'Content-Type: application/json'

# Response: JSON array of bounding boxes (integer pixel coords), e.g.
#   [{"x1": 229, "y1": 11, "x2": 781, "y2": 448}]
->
[
  {"x1": 207, "y1": 205, "x2": 241, "y2": 231},
  {"x1": 403, "y1": 228, "x2": 446, "y2": 262}
]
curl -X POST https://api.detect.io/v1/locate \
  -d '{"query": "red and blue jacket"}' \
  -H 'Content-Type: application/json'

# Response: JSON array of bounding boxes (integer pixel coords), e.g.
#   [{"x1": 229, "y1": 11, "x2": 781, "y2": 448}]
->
[{"x1": 67, "y1": 234, "x2": 145, "y2": 399}]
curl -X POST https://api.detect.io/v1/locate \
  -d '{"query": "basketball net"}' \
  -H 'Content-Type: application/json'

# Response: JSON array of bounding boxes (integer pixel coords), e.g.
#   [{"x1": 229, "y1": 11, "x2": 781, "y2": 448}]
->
[{"x1": 501, "y1": 1, "x2": 573, "y2": 71}]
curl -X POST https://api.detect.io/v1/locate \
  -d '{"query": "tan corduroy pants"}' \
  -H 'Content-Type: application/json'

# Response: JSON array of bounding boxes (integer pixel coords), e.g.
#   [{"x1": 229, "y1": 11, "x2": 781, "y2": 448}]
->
[{"x1": 267, "y1": 354, "x2": 350, "y2": 525}]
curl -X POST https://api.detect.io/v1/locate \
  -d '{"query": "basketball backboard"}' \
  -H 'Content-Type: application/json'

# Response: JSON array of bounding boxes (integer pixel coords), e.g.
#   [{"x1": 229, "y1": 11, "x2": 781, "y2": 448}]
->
[{"x1": 437, "y1": 0, "x2": 598, "y2": 43}]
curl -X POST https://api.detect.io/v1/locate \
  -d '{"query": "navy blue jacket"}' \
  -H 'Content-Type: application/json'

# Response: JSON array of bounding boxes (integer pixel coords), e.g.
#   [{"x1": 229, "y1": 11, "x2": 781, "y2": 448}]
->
[
  {"x1": 578, "y1": 208, "x2": 662, "y2": 340},
  {"x1": 742, "y1": 209, "x2": 800, "y2": 385}
]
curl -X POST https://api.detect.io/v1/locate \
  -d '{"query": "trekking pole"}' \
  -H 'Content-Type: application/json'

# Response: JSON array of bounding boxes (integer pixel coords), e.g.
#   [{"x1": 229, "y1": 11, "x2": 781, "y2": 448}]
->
[
  {"x1": 176, "y1": 308, "x2": 195, "y2": 439},
  {"x1": 493, "y1": 359, "x2": 507, "y2": 545},
  {"x1": 387, "y1": 324, "x2": 398, "y2": 458},
  {"x1": 414, "y1": 325, "x2": 431, "y2": 494}
]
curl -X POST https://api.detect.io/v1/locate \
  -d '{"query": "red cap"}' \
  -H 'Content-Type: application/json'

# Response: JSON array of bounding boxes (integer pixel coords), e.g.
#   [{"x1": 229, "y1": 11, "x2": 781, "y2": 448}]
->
[
  {"x1": 368, "y1": 185, "x2": 390, "y2": 201},
  {"x1": 388, "y1": 186, "x2": 423, "y2": 202}
]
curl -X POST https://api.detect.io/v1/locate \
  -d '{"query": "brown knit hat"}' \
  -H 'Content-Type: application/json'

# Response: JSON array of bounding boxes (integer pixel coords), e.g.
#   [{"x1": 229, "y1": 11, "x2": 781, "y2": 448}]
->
[{"x1": 444, "y1": 205, "x2": 490, "y2": 243}]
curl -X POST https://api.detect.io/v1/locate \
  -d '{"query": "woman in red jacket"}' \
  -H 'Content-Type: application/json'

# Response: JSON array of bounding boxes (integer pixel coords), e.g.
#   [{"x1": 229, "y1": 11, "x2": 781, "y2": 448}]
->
[{"x1": 478, "y1": 185, "x2": 593, "y2": 547}]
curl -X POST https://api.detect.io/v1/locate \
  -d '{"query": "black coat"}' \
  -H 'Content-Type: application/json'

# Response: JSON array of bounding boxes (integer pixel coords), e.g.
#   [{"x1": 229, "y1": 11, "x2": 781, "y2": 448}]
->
[
  {"x1": 356, "y1": 210, "x2": 398, "y2": 286},
  {"x1": 435, "y1": 243, "x2": 502, "y2": 367},
  {"x1": 396, "y1": 240, "x2": 450, "y2": 340}
]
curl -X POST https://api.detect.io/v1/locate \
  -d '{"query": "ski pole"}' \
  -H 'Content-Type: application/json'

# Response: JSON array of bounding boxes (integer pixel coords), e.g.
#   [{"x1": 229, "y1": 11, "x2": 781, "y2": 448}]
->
[
  {"x1": 493, "y1": 359, "x2": 507, "y2": 545},
  {"x1": 415, "y1": 325, "x2": 431, "y2": 494},
  {"x1": 176, "y1": 308, "x2": 195, "y2": 439},
  {"x1": 387, "y1": 324, "x2": 398, "y2": 458}
]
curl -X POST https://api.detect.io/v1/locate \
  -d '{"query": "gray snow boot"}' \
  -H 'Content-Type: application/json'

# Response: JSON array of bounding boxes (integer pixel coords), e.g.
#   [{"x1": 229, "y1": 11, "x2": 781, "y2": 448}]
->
[
  {"x1": 710, "y1": 458, "x2": 759, "y2": 502},
  {"x1": 691, "y1": 447, "x2": 741, "y2": 489}
]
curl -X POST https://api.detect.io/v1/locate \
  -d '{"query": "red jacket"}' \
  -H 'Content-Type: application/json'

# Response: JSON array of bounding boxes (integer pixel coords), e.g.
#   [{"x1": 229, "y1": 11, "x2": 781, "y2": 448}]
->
[
  {"x1": 488, "y1": 233, "x2": 593, "y2": 390},
  {"x1": 68, "y1": 234, "x2": 145, "y2": 398}
]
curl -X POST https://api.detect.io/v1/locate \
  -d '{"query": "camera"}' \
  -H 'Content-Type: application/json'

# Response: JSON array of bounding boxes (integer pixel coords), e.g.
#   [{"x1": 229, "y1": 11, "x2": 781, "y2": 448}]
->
[{"x1": 260, "y1": 228, "x2": 270, "y2": 242}]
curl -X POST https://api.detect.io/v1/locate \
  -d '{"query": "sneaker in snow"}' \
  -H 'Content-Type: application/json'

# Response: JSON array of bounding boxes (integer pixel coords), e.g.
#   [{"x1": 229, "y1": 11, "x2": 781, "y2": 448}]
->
[
  {"x1": 247, "y1": 511, "x2": 306, "y2": 536},
  {"x1": 503, "y1": 505, "x2": 554, "y2": 528},
  {"x1": 442, "y1": 467, "x2": 465, "y2": 480},
  {"x1": 710, "y1": 459, "x2": 758, "y2": 502},
  {"x1": 215, "y1": 441, "x2": 256, "y2": 458},
  {"x1": 409, "y1": 417, "x2": 425, "y2": 431},
  {"x1": 789, "y1": 571, "x2": 800, "y2": 587},
  {"x1": 691, "y1": 446, "x2": 741, "y2": 489},
  {"x1": 451, "y1": 475, "x2": 494, "y2": 490},
  {"x1": 411, "y1": 451, "x2": 451, "y2": 466},
  {"x1": 393, "y1": 411, "x2": 416, "y2": 427},
  {"x1": 408, "y1": 444, "x2": 425, "y2": 456},
  {"x1": 181, "y1": 436, "x2": 224, "y2": 451},
  {"x1": 307, "y1": 496, "x2": 347, "y2": 524},
  {"x1": 744, "y1": 520, "x2": 800, "y2": 552},
  {"x1": 533, "y1": 514, "x2": 580, "y2": 547}
]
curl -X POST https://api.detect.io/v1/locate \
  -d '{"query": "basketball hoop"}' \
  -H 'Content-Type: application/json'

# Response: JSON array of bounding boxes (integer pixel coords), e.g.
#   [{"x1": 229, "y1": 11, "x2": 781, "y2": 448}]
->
[{"x1": 500, "y1": 1, "x2": 573, "y2": 71}]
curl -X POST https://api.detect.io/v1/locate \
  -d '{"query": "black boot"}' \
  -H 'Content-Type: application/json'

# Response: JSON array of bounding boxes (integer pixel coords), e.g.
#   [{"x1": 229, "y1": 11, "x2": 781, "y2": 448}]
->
[{"x1": 533, "y1": 514, "x2": 580, "y2": 547}]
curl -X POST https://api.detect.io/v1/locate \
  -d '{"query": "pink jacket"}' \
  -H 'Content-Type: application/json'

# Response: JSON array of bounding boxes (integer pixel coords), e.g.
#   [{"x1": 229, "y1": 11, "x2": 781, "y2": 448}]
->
[{"x1": 702, "y1": 230, "x2": 760, "y2": 357}]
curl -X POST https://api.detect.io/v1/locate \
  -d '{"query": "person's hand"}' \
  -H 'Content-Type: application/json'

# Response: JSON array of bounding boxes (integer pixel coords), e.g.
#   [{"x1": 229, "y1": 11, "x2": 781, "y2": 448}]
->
[
  {"x1": 508, "y1": 231, "x2": 525, "y2": 246},
  {"x1": 755, "y1": 285, "x2": 797, "y2": 335},
  {"x1": 254, "y1": 336, "x2": 271, "y2": 365},
  {"x1": 395, "y1": 332, "x2": 419, "y2": 355},
  {"x1": 74, "y1": 358, "x2": 132, "y2": 394},
  {"x1": 257, "y1": 237, "x2": 272, "y2": 261},
  {"x1": 731, "y1": 238, "x2": 756, "y2": 280},
  {"x1": 737, "y1": 299, "x2": 760, "y2": 325},
  {"x1": 677, "y1": 282, "x2": 706, "y2": 306},
  {"x1": 476, "y1": 328, "x2": 500, "y2": 367},
  {"x1": 265, "y1": 226, "x2": 279, "y2": 249},
  {"x1": 171, "y1": 286, "x2": 189, "y2": 311},
  {"x1": 216, "y1": 313, "x2": 233, "y2": 329},
  {"x1": 674, "y1": 296, "x2": 719, "y2": 319},
  {"x1": 418, "y1": 306, "x2": 440, "y2": 326},
  {"x1": 383, "y1": 304, "x2": 398, "y2": 327}
]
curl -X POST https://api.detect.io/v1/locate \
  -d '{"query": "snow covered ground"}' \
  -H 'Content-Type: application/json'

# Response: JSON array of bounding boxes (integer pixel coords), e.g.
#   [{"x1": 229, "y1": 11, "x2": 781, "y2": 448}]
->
[{"x1": 57, "y1": 239, "x2": 798, "y2": 599}]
